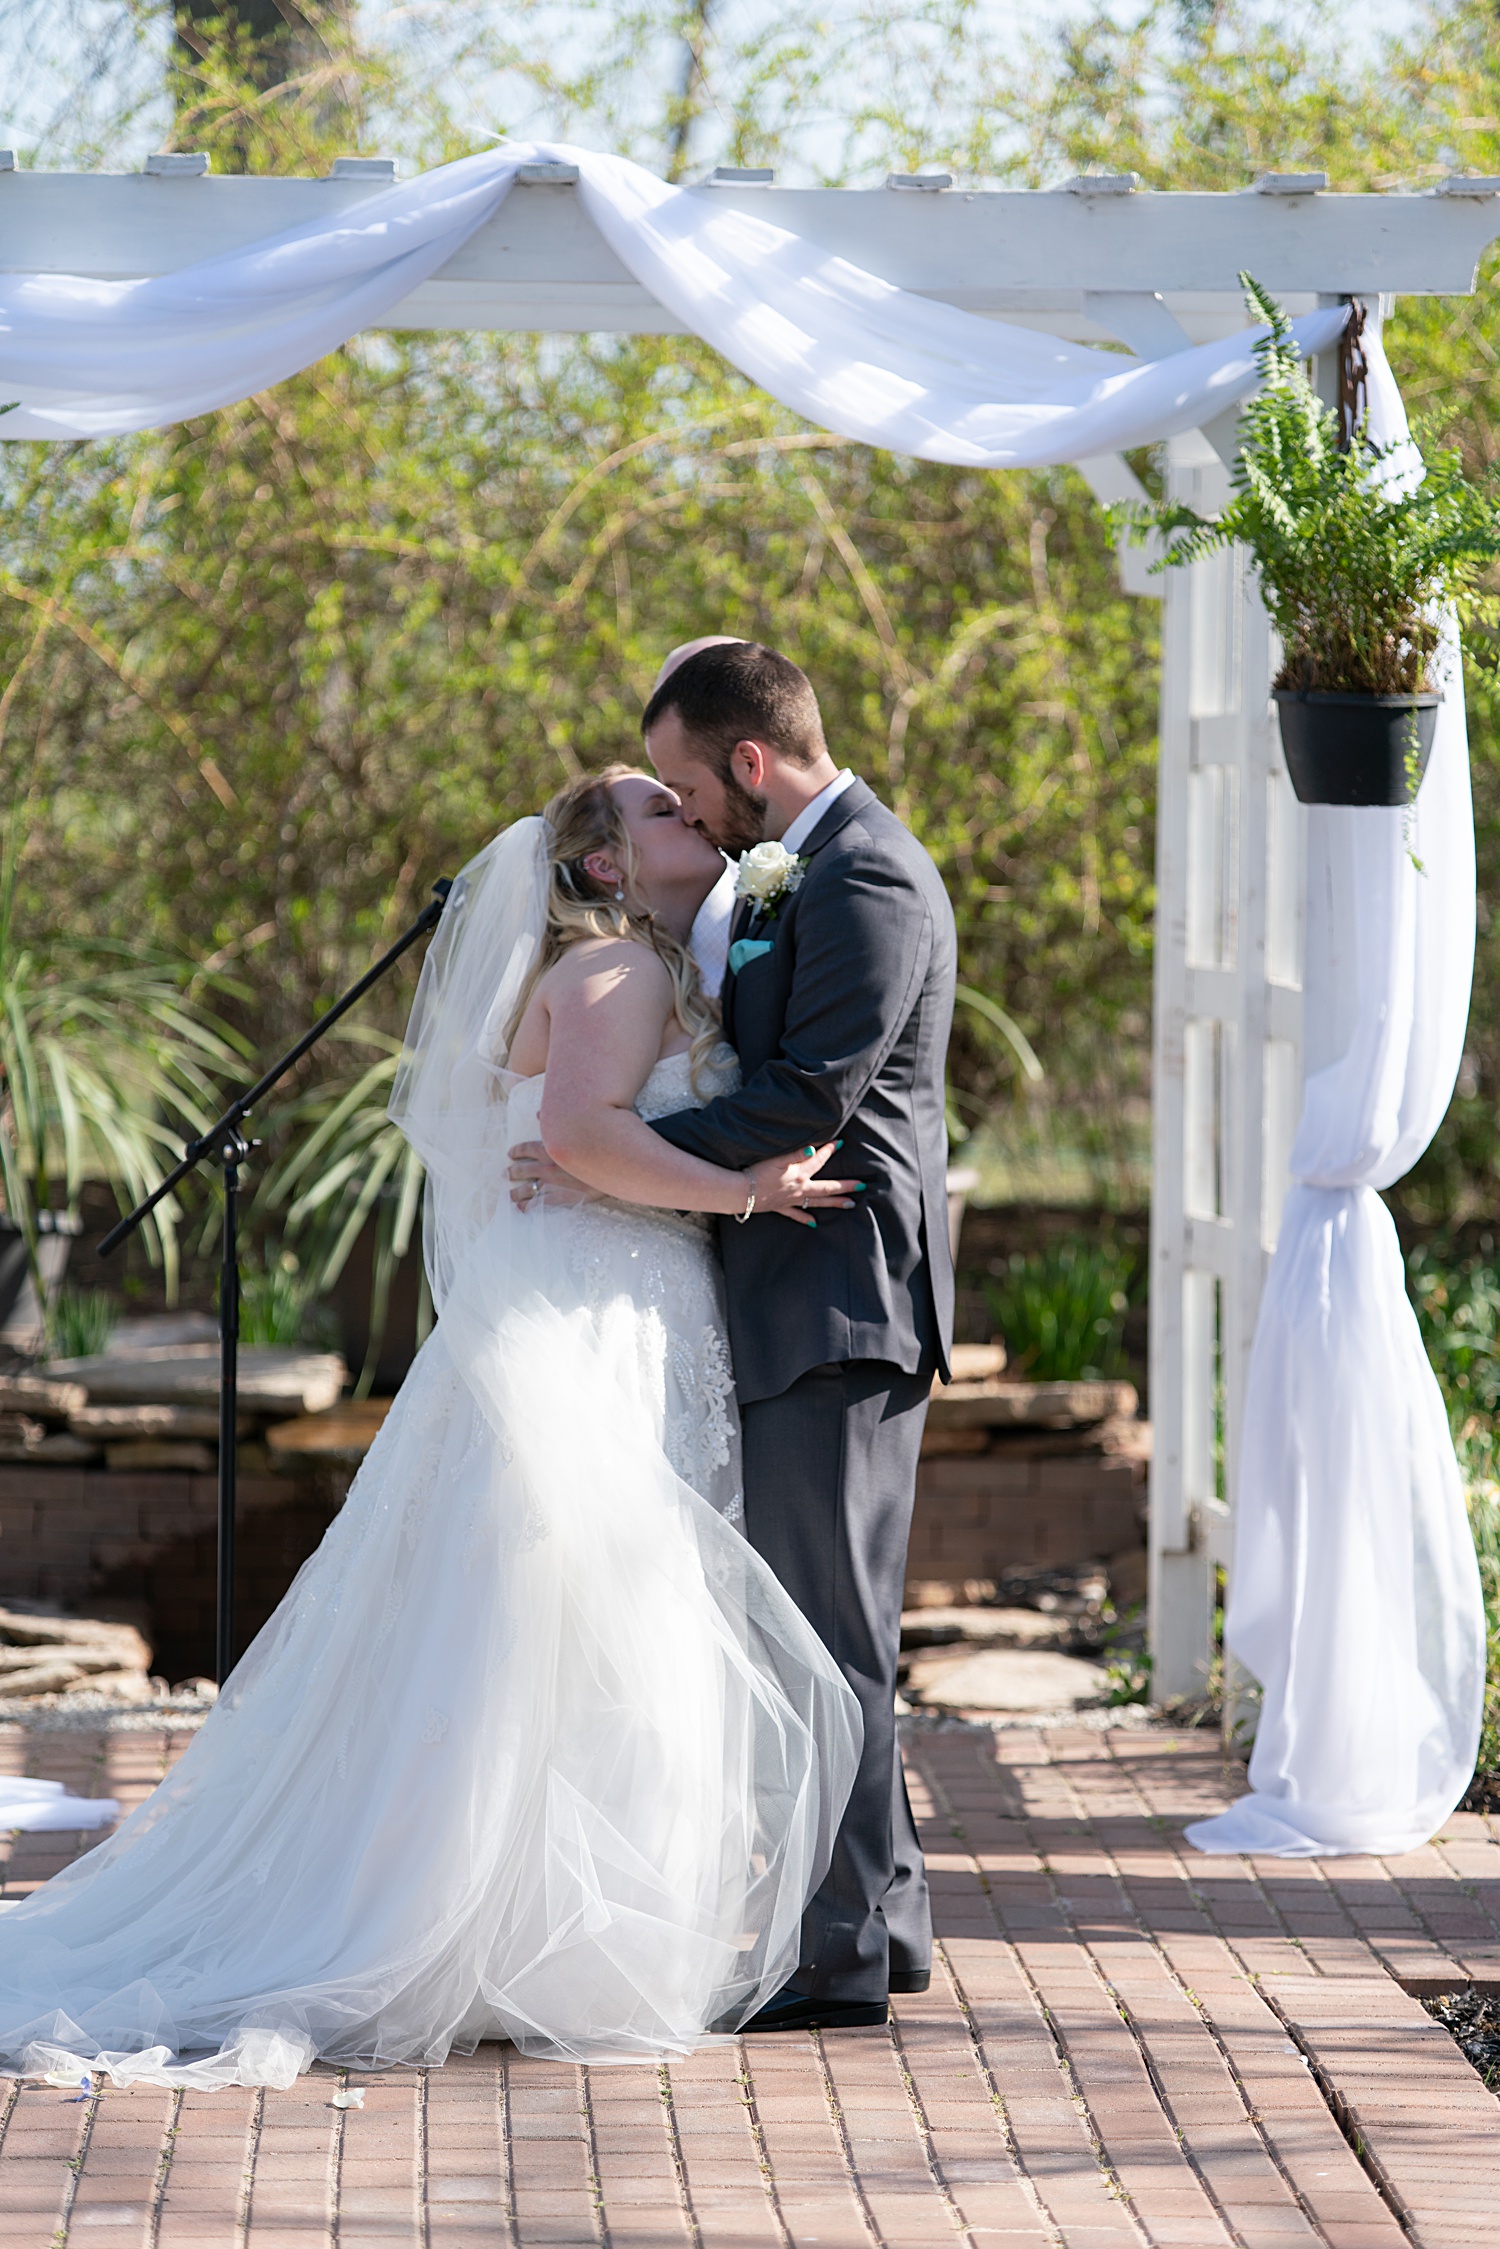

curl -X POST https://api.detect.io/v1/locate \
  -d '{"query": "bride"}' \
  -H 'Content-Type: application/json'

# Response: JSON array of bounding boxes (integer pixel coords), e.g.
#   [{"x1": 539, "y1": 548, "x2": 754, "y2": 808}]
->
[{"x1": 0, "y1": 767, "x2": 862, "y2": 2090}]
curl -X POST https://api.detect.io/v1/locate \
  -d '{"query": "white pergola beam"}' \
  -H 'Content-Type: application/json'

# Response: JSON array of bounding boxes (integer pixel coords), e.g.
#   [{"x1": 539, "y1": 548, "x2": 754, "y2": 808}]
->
[
  {"x1": 1081, "y1": 291, "x2": 1197, "y2": 359},
  {"x1": 3, "y1": 173, "x2": 1499, "y2": 344}
]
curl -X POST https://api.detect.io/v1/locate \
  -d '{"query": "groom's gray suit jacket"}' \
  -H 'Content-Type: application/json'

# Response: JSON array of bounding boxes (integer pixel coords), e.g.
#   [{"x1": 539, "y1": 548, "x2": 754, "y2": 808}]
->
[{"x1": 652, "y1": 777, "x2": 956, "y2": 1404}]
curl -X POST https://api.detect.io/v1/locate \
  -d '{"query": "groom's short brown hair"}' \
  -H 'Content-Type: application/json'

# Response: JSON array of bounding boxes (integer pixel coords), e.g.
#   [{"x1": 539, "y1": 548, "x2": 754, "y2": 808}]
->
[{"x1": 641, "y1": 641, "x2": 828, "y2": 773}]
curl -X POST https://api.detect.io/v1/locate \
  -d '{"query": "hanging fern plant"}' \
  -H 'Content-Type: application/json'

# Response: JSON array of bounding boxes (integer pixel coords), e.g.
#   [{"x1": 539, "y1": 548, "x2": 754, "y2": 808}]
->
[
  {"x1": 1117, "y1": 275, "x2": 1500, "y2": 804},
  {"x1": 1120, "y1": 274, "x2": 1500, "y2": 698}
]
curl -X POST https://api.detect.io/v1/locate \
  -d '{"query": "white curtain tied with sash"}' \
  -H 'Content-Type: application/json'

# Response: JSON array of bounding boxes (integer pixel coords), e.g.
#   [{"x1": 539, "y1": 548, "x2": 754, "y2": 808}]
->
[
  {"x1": 1187, "y1": 337, "x2": 1485, "y2": 1857},
  {"x1": 0, "y1": 146, "x2": 1483, "y2": 1855}
]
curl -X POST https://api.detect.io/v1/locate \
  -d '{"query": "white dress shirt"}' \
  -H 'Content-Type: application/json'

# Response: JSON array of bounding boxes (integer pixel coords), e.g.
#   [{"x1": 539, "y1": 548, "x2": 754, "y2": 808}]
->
[
  {"x1": 690, "y1": 770, "x2": 857, "y2": 998},
  {"x1": 778, "y1": 767, "x2": 857, "y2": 857},
  {"x1": 688, "y1": 858, "x2": 736, "y2": 999}
]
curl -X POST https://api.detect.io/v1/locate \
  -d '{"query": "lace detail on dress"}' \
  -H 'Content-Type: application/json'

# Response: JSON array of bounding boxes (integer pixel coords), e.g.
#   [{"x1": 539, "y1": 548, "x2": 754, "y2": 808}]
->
[
  {"x1": 666, "y1": 1325, "x2": 741, "y2": 1525},
  {"x1": 631, "y1": 1044, "x2": 739, "y2": 1123},
  {"x1": 635, "y1": 1046, "x2": 742, "y2": 1521}
]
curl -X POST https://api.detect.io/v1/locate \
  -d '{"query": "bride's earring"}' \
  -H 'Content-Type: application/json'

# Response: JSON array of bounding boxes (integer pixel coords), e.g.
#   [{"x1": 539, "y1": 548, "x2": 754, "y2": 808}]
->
[{"x1": 613, "y1": 887, "x2": 625, "y2": 902}]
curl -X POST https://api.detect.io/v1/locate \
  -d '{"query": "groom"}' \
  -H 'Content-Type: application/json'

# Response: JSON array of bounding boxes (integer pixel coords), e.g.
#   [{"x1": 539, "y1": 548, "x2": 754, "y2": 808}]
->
[{"x1": 642, "y1": 640, "x2": 957, "y2": 2030}]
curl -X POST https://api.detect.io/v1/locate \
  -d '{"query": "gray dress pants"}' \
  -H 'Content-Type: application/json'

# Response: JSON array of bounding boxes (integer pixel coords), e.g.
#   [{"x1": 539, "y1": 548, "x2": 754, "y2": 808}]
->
[{"x1": 739, "y1": 1359, "x2": 932, "y2": 2006}]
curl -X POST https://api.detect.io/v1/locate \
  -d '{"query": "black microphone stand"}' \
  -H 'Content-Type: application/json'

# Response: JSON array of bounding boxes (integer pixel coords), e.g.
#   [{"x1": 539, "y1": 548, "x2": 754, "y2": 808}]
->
[{"x1": 100, "y1": 878, "x2": 453, "y2": 1686}]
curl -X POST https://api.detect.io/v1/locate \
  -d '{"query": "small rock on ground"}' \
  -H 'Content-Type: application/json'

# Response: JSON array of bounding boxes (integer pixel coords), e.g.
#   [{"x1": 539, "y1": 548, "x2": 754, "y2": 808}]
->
[{"x1": 905, "y1": 1644, "x2": 1108, "y2": 1711}]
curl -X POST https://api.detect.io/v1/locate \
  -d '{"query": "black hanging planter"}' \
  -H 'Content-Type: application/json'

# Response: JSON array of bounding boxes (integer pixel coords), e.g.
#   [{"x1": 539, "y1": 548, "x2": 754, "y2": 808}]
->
[{"x1": 1273, "y1": 689, "x2": 1440, "y2": 807}]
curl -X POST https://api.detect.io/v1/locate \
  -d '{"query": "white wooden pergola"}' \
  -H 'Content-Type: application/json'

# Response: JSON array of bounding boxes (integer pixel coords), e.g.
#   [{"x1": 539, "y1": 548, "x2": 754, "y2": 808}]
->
[{"x1": 8, "y1": 157, "x2": 1500, "y2": 1696}]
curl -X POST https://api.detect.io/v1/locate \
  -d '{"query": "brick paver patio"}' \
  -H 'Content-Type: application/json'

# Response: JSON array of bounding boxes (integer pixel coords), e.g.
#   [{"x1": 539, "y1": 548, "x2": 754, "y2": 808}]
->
[{"x1": 0, "y1": 1716, "x2": 1497, "y2": 2247}]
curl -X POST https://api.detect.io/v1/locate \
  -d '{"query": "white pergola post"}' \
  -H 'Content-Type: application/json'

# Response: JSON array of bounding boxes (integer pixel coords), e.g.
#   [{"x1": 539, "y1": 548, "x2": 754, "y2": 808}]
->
[{"x1": 5, "y1": 170, "x2": 1498, "y2": 1691}]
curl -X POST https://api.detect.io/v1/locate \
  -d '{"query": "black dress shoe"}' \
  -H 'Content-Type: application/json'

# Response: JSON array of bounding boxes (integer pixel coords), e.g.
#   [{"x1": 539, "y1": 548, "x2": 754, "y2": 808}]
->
[
  {"x1": 887, "y1": 1968, "x2": 931, "y2": 1994},
  {"x1": 738, "y1": 1988, "x2": 889, "y2": 2033}
]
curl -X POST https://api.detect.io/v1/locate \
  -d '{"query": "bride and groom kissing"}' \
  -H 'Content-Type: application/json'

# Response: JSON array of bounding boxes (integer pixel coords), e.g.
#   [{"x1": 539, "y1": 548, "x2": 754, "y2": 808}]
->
[{"x1": 0, "y1": 638, "x2": 958, "y2": 2086}]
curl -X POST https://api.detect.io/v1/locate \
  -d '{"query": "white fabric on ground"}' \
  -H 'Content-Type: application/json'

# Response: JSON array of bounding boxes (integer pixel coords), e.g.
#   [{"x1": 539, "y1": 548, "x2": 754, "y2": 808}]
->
[
  {"x1": 0, "y1": 1779, "x2": 119, "y2": 1833},
  {"x1": 0, "y1": 142, "x2": 1344, "y2": 460},
  {"x1": 1187, "y1": 330, "x2": 1485, "y2": 1860}
]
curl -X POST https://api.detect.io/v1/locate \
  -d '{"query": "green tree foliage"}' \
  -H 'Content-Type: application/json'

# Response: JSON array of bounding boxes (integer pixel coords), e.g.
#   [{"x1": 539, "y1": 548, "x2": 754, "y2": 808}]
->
[
  {"x1": 0, "y1": 12, "x2": 1160, "y2": 1215},
  {"x1": 8, "y1": 0, "x2": 1500, "y2": 1243},
  {"x1": 0, "y1": 336, "x2": 1155, "y2": 1144}
]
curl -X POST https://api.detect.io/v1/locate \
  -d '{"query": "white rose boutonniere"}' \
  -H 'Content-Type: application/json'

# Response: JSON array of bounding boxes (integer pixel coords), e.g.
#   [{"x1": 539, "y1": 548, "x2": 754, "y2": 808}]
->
[{"x1": 734, "y1": 839, "x2": 806, "y2": 918}]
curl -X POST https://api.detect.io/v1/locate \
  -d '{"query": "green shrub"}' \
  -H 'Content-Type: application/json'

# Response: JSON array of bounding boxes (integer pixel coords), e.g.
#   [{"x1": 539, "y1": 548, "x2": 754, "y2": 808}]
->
[
  {"x1": 1408, "y1": 1243, "x2": 1500, "y2": 1417},
  {"x1": 1408, "y1": 1244, "x2": 1500, "y2": 1806},
  {"x1": 1454, "y1": 1419, "x2": 1500, "y2": 1810},
  {"x1": 47, "y1": 1287, "x2": 117, "y2": 1363},
  {"x1": 255, "y1": 1032, "x2": 425, "y2": 1395},
  {"x1": 984, "y1": 1240, "x2": 1135, "y2": 1383},
  {"x1": 235, "y1": 1251, "x2": 309, "y2": 1349},
  {"x1": 0, "y1": 914, "x2": 245, "y2": 1321}
]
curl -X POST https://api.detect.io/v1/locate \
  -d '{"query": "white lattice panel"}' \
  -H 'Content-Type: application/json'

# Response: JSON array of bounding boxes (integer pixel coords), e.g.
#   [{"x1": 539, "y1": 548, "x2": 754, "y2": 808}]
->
[{"x1": 1148, "y1": 437, "x2": 1307, "y2": 1700}]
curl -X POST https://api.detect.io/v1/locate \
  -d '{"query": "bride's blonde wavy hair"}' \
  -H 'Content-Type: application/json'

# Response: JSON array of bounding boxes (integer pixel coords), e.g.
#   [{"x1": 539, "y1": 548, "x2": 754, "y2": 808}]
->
[{"x1": 507, "y1": 764, "x2": 722, "y2": 1091}]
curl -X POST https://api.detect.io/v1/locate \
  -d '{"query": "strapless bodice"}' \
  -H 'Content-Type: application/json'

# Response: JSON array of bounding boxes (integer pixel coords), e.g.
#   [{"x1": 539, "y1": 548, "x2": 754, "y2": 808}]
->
[
  {"x1": 504, "y1": 1041, "x2": 739, "y2": 1138},
  {"x1": 633, "y1": 1043, "x2": 740, "y2": 1121}
]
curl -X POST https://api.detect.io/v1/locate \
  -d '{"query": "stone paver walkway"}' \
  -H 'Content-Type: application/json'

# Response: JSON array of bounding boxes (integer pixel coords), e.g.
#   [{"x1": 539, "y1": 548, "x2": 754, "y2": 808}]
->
[{"x1": 0, "y1": 1718, "x2": 1497, "y2": 2247}]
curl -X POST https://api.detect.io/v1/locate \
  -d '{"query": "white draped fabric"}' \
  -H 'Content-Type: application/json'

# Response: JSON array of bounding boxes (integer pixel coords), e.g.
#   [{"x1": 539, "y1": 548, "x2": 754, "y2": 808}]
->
[
  {"x1": 1186, "y1": 331, "x2": 1486, "y2": 1859},
  {"x1": 0, "y1": 142, "x2": 1345, "y2": 461},
  {"x1": 0, "y1": 1778, "x2": 119, "y2": 1833}
]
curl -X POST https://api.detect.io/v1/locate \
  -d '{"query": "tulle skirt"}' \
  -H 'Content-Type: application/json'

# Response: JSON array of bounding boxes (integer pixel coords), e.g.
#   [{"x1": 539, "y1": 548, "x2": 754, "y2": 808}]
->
[{"x1": 0, "y1": 1187, "x2": 860, "y2": 2087}]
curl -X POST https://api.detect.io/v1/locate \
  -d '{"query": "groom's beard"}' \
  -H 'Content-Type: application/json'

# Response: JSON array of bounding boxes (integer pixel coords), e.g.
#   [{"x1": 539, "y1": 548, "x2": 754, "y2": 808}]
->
[{"x1": 707, "y1": 772, "x2": 769, "y2": 857}]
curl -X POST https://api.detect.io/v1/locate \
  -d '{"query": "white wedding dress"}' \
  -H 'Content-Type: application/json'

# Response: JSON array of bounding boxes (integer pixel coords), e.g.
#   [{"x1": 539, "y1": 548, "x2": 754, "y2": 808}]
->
[{"x1": 0, "y1": 977, "x2": 860, "y2": 2087}]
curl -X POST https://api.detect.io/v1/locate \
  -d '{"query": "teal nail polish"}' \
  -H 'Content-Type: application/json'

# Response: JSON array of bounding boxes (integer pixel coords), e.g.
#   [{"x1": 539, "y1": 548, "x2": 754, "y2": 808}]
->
[
  {"x1": 853, "y1": 1182, "x2": 868, "y2": 1192},
  {"x1": 808, "y1": 1218, "x2": 817, "y2": 1229},
  {"x1": 834, "y1": 1139, "x2": 844, "y2": 1150}
]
